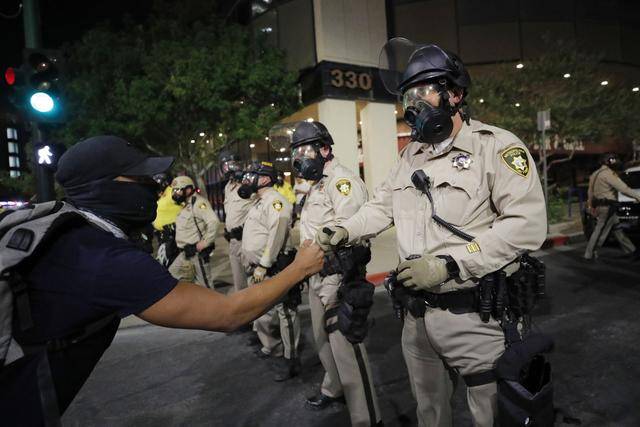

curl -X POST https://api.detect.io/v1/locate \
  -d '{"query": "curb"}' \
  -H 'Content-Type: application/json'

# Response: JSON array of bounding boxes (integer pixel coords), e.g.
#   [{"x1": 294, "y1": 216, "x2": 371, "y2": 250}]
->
[{"x1": 542, "y1": 231, "x2": 586, "y2": 249}]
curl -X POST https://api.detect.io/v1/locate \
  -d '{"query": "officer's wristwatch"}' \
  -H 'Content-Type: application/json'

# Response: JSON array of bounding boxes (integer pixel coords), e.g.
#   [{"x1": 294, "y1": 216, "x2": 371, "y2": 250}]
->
[{"x1": 436, "y1": 255, "x2": 460, "y2": 280}]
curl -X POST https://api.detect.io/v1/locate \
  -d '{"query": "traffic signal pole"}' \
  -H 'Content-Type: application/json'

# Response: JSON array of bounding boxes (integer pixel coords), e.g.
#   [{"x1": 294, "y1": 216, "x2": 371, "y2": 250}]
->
[{"x1": 23, "y1": 0, "x2": 55, "y2": 202}]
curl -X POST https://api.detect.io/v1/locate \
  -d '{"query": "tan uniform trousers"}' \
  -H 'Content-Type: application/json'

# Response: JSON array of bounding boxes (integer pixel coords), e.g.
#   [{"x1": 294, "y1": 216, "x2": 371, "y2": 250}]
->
[
  {"x1": 248, "y1": 275, "x2": 300, "y2": 359},
  {"x1": 584, "y1": 206, "x2": 636, "y2": 259},
  {"x1": 308, "y1": 274, "x2": 381, "y2": 427},
  {"x1": 228, "y1": 238, "x2": 248, "y2": 293},
  {"x1": 401, "y1": 308, "x2": 505, "y2": 427},
  {"x1": 168, "y1": 251, "x2": 212, "y2": 288}
]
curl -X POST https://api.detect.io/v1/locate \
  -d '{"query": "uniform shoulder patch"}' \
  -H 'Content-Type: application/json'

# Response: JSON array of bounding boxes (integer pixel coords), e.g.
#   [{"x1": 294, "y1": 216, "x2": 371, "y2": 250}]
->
[
  {"x1": 500, "y1": 146, "x2": 530, "y2": 177},
  {"x1": 272, "y1": 199, "x2": 283, "y2": 211},
  {"x1": 335, "y1": 178, "x2": 352, "y2": 196}
]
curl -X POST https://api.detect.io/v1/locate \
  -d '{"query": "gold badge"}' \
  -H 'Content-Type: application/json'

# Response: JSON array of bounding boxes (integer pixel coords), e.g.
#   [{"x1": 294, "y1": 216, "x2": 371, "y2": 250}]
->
[
  {"x1": 272, "y1": 200, "x2": 283, "y2": 211},
  {"x1": 199, "y1": 203, "x2": 207, "y2": 209},
  {"x1": 466, "y1": 242, "x2": 481, "y2": 253},
  {"x1": 336, "y1": 179, "x2": 352, "y2": 196},
  {"x1": 501, "y1": 146, "x2": 530, "y2": 177}
]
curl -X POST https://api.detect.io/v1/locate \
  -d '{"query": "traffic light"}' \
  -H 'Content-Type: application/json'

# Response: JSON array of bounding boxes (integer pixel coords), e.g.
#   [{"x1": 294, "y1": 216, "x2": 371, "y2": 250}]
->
[
  {"x1": 4, "y1": 66, "x2": 27, "y2": 108},
  {"x1": 23, "y1": 48, "x2": 64, "y2": 123}
]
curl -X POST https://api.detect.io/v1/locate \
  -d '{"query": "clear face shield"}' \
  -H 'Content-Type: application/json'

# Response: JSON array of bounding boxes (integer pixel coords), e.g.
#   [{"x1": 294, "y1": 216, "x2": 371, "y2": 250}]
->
[
  {"x1": 402, "y1": 83, "x2": 444, "y2": 111},
  {"x1": 221, "y1": 160, "x2": 242, "y2": 175},
  {"x1": 292, "y1": 144, "x2": 317, "y2": 162},
  {"x1": 241, "y1": 172, "x2": 259, "y2": 187}
]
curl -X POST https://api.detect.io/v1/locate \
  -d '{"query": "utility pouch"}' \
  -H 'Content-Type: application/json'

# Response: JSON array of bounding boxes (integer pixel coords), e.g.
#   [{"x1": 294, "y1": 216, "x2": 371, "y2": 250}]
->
[{"x1": 496, "y1": 333, "x2": 555, "y2": 427}]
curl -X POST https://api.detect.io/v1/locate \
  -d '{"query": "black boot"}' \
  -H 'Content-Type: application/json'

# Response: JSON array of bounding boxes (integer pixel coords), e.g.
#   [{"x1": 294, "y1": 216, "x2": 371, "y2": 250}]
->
[
  {"x1": 246, "y1": 334, "x2": 260, "y2": 347},
  {"x1": 305, "y1": 393, "x2": 346, "y2": 410},
  {"x1": 273, "y1": 357, "x2": 301, "y2": 382}
]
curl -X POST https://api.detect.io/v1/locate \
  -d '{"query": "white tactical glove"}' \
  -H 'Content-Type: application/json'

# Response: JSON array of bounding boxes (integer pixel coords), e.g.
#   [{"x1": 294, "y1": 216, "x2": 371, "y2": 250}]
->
[
  {"x1": 253, "y1": 265, "x2": 267, "y2": 283},
  {"x1": 315, "y1": 226, "x2": 349, "y2": 252},
  {"x1": 396, "y1": 252, "x2": 448, "y2": 291}
]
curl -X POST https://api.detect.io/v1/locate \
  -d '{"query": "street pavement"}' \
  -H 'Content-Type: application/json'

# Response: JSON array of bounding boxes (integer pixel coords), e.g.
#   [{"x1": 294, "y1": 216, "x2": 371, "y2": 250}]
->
[{"x1": 63, "y1": 240, "x2": 640, "y2": 427}]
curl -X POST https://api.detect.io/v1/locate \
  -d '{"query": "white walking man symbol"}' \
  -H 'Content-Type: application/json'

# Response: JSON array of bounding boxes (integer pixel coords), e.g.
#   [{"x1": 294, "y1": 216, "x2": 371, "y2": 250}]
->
[{"x1": 37, "y1": 145, "x2": 53, "y2": 165}]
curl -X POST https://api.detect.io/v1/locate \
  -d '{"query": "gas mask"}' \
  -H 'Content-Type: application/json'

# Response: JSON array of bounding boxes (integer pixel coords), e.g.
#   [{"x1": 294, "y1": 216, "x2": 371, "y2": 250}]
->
[
  {"x1": 238, "y1": 172, "x2": 271, "y2": 199},
  {"x1": 171, "y1": 186, "x2": 192, "y2": 204},
  {"x1": 292, "y1": 143, "x2": 326, "y2": 181},
  {"x1": 403, "y1": 83, "x2": 456, "y2": 146},
  {"x1": 221, "y1": 160, "x2": 243, "y2": 180}
]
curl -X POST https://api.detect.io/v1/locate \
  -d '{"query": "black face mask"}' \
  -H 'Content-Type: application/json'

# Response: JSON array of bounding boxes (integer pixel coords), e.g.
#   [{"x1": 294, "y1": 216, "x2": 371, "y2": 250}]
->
[
  {"x1": 293, "y1": 156, "x2": 325, "y2": 181},
  {"x1": 172, "y1": 189, "x2": 191, "y2": 205},
  {"x1": 237, "y1": 184, "x2": 254, "y2": 199},
  {"x1": 231, "y1": 170, "x2": 244, "y2": 182},
  {"x1": 404, "y1": 103, "x2": 453, "y2": 145},
  {"x1": 65, "y1": 179, "x2": 159, "y2": 231}
]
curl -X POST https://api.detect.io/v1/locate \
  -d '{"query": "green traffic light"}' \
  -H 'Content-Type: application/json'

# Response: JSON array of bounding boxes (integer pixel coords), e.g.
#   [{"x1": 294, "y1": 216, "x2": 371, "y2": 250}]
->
[{"x1": 30, "y1": 91, "x2": 55, "y2": 113}]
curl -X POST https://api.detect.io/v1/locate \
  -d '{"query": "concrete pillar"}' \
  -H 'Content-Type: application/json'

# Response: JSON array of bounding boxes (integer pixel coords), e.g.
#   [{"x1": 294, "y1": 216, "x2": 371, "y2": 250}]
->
[
  {"x1": 360, "y1": 102, "x2": 398, "y2": 192},
  {"x1": 317, "y1": 98, "x2": 359, "y2": 174}
]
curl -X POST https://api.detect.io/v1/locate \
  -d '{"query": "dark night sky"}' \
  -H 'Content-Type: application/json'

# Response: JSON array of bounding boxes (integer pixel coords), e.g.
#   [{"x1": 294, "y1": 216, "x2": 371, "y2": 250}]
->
[{"x1": 1, "y1": 0, "x2": 155, "y2": 70}]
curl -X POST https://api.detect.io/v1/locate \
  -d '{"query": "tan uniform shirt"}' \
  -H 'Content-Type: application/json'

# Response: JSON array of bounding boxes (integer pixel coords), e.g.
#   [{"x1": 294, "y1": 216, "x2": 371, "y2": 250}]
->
[
  {"x1": 241, "y1": 187, "x2": 293, "y2": 268},
  {"x1": 300, "y1": 160, "x2": 368, "y2": 242},
  {"x1": 175, "y1": 193, "x2": 220, "y2": 248},
  {"x1": 588, "y1": 165, "x2": 640, "y2": 204},
  {"x1": 224, "y1": 180, "x2": 256, "y2": 231},
  {"x1": 340, "y1": 119, "x2": 547, "y2": 289}
]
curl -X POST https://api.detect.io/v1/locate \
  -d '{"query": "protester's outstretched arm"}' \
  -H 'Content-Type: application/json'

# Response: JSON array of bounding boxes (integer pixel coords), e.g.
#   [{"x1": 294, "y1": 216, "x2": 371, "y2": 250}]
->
[{"x1": 139, "y1": 241, "x2": 323, "y2": 332}]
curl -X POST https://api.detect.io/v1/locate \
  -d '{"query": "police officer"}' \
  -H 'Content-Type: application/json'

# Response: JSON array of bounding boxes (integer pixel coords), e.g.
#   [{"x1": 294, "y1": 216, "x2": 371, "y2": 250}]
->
[
  {"x1": 239, "y1": 161, "x2": 301, "y2": 381},
  {"x1": 273, "y1": 121, "x2": 381, "y2": 426},
  {"x1": 318, "y1": 41, "x2": 547, "y2": 426},
  {"x1": 221, "y1": 150, "x2": 256, "y2": 293},
  {"x1": 168, "y1": 176, "x2": 219, "y2": 288},
  {"x1": 584, "y1": 153, "x2": 640, "y2": 260}
]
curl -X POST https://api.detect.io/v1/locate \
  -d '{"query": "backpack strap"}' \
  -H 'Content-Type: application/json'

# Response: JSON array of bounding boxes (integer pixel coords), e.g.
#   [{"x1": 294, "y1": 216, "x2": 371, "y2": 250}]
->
[{"x1": 20, "y1": 314, "x2": 119, "y2": 354}]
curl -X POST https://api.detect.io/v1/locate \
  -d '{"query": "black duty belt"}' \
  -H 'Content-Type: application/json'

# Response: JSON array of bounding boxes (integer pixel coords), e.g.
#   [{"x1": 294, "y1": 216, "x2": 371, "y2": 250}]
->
[
  {"x1": 413, "y1": 287, "x2": 478, "y2": 314},
  {"x1": 592, "y1": 198, "x2": 617, "y2": 207},
  {"x1": 227, "y1": 226, "x2": 243, "y2": 241}
]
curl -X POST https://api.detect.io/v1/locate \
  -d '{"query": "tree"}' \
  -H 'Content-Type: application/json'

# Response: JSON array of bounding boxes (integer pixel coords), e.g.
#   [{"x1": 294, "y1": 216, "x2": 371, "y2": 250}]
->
[
  {"x1": 57, "y1": 1, "x2": 299, "y2": 194},
  {"x1": 468, "y1": 40, "x2": 640, "y2": 172}
]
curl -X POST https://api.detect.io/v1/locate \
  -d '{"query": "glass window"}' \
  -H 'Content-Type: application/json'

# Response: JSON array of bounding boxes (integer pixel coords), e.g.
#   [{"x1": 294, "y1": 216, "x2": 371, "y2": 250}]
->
[
  {"x1": 622, "y1": 171, "x2": 640, "y2": 189},
  {"x1": 8, "y1": 142, "x2": 19, "y2": 154},
  {"x1": 457, "y1": 0, "x2": 518, "y2": 25},
  {"x1": 6, "y1": 128, "x2": 17, "y2": 140},
  {"x1": 9, "y1": 155, "x2": 20, "y2": 168},
  {"x1": 10, "y1": 170, "x2": 21, "y2": 178}
]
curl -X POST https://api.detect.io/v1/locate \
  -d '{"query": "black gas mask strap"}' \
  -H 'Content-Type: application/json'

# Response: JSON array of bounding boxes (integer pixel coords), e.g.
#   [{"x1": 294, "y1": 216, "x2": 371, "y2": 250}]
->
[{"x1": 411, "y1": 170, "x2": 475, "y2": 242}]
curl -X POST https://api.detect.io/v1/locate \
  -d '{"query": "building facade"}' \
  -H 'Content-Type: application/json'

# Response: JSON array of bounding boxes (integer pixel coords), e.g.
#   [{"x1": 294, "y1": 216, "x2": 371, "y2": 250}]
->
[{"x1": 242, "y1": 0, "x2": 640, "y2": 191}]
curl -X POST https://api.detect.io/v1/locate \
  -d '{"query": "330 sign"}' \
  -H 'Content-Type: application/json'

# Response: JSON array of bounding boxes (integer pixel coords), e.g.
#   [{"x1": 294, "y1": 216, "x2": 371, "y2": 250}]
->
[{"x1": 329, "y1": 68, "x2": 373, "y2": 91}]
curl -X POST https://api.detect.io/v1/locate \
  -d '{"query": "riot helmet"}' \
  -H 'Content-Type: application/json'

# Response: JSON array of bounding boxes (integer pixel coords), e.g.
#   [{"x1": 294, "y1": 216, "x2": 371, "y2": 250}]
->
[
  {"x1": 152, "y1": 172, "x2": 173, "y2": 192},
  {"x1": 219, "y1": 150, "x2": 243, "y2": 180},
  {"x1": 269, "y1": 121, "x2": 333, "y2": 181},
  {"x1": 238, "y1": 161, "x2": 278, "y2": 199},
  {"x1": 601, "y1": 153, "x2": 623, "y2": 171},
  {"x1": 379, "y1": 38, "x2": 470, "y2": 146}
]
